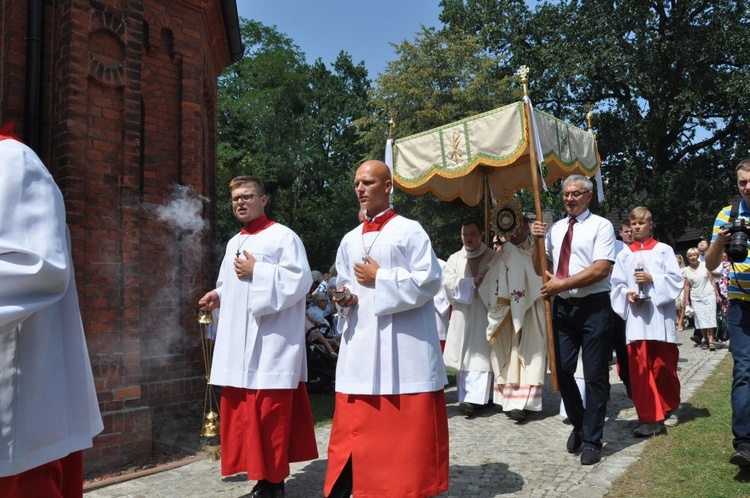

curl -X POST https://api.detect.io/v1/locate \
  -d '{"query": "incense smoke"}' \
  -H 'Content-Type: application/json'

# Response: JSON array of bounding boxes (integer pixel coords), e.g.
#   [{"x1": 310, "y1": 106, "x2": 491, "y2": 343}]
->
[{"x1": 142, "y1": 184, "x2": 211, "y2": 366}]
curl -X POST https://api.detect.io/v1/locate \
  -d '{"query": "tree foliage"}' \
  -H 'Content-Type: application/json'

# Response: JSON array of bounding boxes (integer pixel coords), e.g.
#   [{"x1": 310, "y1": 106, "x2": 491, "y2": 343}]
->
[
  {"x1": 439, "y1": 0, "x2": 750, "y2": 244},
  {"x1": 216, "y1": 19, "x2": 370, "y2": 270}
]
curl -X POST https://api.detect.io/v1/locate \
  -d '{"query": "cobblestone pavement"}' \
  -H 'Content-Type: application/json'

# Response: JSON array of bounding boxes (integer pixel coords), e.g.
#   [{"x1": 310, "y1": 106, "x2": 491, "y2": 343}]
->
[{"x1": 85, "y1": 330, "x2": 728, "y2": 497}]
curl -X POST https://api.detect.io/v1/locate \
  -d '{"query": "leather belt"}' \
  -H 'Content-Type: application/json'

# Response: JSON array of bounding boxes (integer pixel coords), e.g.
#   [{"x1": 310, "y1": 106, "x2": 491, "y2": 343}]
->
[{"x1": 556, "y1": 291, "x2": 610, "y2": 306}]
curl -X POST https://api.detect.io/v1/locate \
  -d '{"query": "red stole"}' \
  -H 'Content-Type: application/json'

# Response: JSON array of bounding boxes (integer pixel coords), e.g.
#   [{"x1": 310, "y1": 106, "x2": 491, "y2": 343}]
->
[
  {"x1": 240, "y1": 214, "x2": 275, "y2": 235},
  {"x1": 628, "y1": 237, "x2": 658, "y2": 251},
  {"x1": 362, "y1": 208, "x2": 398, "y2": 233}
]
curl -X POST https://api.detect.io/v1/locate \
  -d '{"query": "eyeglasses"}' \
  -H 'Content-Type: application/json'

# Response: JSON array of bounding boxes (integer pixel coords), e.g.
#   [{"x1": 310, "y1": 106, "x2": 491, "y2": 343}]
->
[
  {"x1": 231, "y1": 193, "x2": 262, "y2": 204},
  {"x1": 562, "y1": 190, "x2": 591, "y2": 199}
]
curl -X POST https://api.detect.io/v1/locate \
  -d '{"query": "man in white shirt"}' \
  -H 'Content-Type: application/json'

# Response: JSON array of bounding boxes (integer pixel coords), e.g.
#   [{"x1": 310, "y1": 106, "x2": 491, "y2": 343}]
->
[{"x1": 531, "y1": 174, "x2": 616, "y2": 466}]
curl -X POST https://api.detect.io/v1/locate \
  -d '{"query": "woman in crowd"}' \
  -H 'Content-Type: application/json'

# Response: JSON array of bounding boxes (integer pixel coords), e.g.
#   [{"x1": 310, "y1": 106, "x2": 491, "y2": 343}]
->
[
  {"x1": 683, "y1": 247, "x2": 719, "y2": 351},
  {"x1": 715, "y1": 253, "x2": 731, "y2": 316},
  {"x1": 675, "y1": 254, "x2": 687, "y2": 331}
]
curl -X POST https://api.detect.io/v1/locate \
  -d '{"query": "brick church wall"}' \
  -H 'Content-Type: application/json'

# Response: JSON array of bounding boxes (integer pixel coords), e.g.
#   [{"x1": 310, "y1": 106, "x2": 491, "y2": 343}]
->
[{"x1": 0, "y1": 0, "x2": 234, "y2": 474}]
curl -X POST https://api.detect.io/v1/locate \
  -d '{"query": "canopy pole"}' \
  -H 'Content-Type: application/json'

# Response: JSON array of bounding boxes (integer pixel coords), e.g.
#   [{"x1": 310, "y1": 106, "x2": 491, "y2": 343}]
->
[
  {"x1": 484, "y1": 174, "x2": 491, "y2": 246},
  {"x1": 519, "y1": 66, "x2": 558, "y2": 392}
]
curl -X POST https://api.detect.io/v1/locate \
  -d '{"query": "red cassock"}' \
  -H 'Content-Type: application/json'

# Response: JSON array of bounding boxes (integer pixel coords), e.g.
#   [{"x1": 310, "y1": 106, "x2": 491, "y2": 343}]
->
[
  {"x1": 220, "y1": 384, "x2": 318, "y2": 482},
  {"x1": 627, "y1": 340, "x2": 681, "y2": 423},
  {"x1": 324, "y1": 391, "x2": 449, "y2": 498},
  {"x1": 0, "y1": 451, "x2": 83, "y2": 498}
]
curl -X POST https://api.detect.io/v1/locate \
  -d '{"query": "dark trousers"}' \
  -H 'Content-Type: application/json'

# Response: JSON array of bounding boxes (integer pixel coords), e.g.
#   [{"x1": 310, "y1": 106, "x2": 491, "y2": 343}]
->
[
  {"x1": 728, "y1": 300, "x2": 750, "y2": 450},
  {"x1": 553, "y1": 292, "x2": 613, "y2": 447},
  {"x1": 612, "y1": 313, "x2": 632, "y2": 398}
]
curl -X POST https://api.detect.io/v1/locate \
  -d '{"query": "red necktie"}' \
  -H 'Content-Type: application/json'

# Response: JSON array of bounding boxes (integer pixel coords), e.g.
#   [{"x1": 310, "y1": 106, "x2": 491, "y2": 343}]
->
[{"x1": 556, "y1": 217, "x2": 577, "y2": 278}]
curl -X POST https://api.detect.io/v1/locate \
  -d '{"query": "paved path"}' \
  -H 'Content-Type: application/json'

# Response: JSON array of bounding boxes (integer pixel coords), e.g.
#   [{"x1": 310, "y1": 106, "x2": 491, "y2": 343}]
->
[{"x1": 85, "y1": 330, "x2": 728, "y2": 497}]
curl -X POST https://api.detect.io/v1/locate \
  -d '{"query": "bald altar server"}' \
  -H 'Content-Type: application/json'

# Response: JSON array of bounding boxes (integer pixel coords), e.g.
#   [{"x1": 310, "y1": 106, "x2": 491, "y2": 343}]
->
[
  {"x1": 611, "y1": 207, "x2": 683, "y2": 437},
  {"x1": 479, "y1": 213, "x2": 547, "y2": 422},
  {"x1": 324, "y1": 160, "x2": 449, "y2": 498},
  {"x1": 443, "y1": 218, "x2": 500, "y2": 417},
  {"x1": 198, "y1": 176, "x2": 317, "y2": 498},
  {"x1": 0, "y1": 123, "x2": 103, "y2": 497}
]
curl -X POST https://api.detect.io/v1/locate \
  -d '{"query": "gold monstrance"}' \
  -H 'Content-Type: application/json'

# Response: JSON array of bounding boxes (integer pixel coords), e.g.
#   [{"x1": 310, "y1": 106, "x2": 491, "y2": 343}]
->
[{"x1": 198, "y1": 310, "x2": 220, "y2": 460}]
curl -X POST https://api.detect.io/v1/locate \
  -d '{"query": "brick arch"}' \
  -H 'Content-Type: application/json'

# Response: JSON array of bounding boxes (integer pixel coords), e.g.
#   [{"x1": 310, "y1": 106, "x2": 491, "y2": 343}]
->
[
  {"x1": 88, "y1": 28, "x2": 126, "y2": 87},
  {"x1": 90, "y1": 7, "x2": 127, "y2": 38},
  {"x1": 143, "y1": 9, "x2": 184, "y2": 58}
]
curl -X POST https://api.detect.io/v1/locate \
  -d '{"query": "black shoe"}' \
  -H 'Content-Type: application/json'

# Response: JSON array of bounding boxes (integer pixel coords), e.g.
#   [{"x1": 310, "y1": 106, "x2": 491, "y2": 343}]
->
[
  {"x1": 508, "y1": 409, "x2": 528, "y2": 422},
  {"x1": 249, "y1": 480, "x2": 285, "y2": 498},
  {"x1": 690, "y1": 334, "x2": 703, "y2": 345},
  {"x1": 580, "y1": 444, "x2": 601, "y2": 465},
  {"x1": 566, "y1": 430, "x2": 583, "y2": 453},
  {"x1": 459, "y1": 401, "x2": 475, "y2": 415},
  {"x1": 730, "y1": 446, "x2": 750, "y2": 468}
]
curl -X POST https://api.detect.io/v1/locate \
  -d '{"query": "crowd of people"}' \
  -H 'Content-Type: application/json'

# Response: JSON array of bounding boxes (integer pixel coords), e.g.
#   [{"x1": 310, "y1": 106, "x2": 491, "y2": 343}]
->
[
  {"x1": 6, "y1": 138, "x2": 747, "y2": 497},
  {"x1": 192, "y1": 160, "x2": 750, "y2": 496},
  {"x1": 194, "y1": 155, "x2": 750, "y2": 497}
]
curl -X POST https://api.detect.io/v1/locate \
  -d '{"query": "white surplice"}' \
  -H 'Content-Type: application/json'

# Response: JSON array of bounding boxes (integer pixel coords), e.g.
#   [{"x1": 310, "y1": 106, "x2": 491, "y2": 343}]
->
[
  {"x1": 434, "y1": 259, "x2": 450, "y2": 341},
  {"x1": 334, "y1": 215, "x2": 447, "y2": 395},
  {"x1": 610, "y1": 241, "x2": 683, "y2": 343},
  {"x1": 442, "y1": 245, "x2": 500, "y2": 373},
  {"x1": 210, "y1": 224, "x2": 313, "y2": 389},
  {"x1": 0, "y1": 138, "x2": 103, "y2": 477}
]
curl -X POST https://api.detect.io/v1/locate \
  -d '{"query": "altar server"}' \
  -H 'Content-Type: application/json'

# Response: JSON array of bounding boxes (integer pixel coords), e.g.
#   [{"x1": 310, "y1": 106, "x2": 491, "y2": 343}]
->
[
  {"x1": 610, "y1": 206, "x2": 683, "y2": 437},
  {"x1": 324, "y1": 160, "x2": 449, "y2": 498},
  {"x1": 198, "y1": 176, "x2": 317, "y2": 498},
  {"x1": 0, "y1": 123, "x2": 103, "y2": 497}
]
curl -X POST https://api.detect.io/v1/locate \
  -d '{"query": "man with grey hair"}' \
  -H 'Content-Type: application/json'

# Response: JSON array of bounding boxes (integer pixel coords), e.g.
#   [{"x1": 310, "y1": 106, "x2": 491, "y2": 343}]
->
[
  {"x1": 530, "y1": 174, "x2": 616, "y2": 465},
  {"x1": 697, "y1": 239, "x2": 709, "y2": 263}
]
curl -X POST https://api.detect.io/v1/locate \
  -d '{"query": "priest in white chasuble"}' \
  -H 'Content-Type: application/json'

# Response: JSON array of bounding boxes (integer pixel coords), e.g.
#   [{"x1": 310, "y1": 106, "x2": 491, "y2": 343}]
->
[{"x1": 479, "y1": 214, "x2": 547, "y2": 422}]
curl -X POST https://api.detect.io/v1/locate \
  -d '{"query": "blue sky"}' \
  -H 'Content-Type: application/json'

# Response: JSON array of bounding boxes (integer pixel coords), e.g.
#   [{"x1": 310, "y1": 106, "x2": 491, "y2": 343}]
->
[{"x1": 237, "y1": 1, "x2": 444, "y2": 77}]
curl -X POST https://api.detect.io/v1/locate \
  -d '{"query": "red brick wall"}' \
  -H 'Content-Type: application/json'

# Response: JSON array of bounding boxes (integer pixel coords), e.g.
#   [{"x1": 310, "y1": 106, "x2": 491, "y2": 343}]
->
[
  {"x1": 0, "y1": 1, "x2": 27, "y2": 127},
  {"x1": 1, "y1": 0, "x2": 233, "y2": 474}
]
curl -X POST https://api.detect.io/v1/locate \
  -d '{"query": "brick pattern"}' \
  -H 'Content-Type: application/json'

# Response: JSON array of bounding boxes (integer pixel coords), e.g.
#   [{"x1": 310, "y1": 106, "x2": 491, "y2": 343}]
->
[{"x1": 1, "y1": 0, "x2": 233, "y2": 475}]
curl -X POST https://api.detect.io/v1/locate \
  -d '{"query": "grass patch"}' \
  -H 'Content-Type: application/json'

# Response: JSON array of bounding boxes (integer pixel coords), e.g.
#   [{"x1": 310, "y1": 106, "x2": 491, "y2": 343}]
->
[{"x1": 608, "y1": 355, "x2": 750, "y2": 497}]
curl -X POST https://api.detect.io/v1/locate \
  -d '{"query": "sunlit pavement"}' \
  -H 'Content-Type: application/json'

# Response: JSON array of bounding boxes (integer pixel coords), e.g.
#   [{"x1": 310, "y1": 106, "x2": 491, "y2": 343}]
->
[{"x1": 85, "y1": 328, "x2": 727, "y2": 497}]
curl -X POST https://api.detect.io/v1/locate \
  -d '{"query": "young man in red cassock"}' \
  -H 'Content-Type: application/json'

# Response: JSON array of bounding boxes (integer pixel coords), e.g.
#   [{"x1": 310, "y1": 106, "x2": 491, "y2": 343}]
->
[
  {"x1": 199, "y1": 176, "x2": 317, "y2": 498},
  {"x1": 324, "y1": 160, "x2": 449, "y2": 497},
  {"x1": 610, "y1": 206, "x2": 683, "y2": 437}
]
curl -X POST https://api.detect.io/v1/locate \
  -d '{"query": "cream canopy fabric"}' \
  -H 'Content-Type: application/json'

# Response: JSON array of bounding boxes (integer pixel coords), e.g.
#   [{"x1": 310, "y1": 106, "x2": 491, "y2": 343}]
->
[{"x1": 393, "y1": 102, "x2": 601, "y2": 206}]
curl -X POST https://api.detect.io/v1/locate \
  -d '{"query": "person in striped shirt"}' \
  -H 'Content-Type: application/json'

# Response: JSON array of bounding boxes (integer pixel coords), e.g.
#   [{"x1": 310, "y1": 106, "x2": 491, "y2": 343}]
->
[{"x1": 705, "y1": 157, "x2": 750, "y2": 470}]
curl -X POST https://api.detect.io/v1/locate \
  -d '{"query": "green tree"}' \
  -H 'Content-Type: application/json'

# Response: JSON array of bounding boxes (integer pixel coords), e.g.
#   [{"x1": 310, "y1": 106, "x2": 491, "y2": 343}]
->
[
  {"x1": 216, "y1": 19, "x2": 309, "y2": 241},
  {"x1": 292, "y1": 53, "x2": 371, "y2": 270},
  {"x1": 216, "y1": 20, "x2": 371, "y2": 270},
  {"x1": 439, "y1": 0, "x2": 750, "y2": 245},
  {"x1": 358, "y1": 26, "x2": 518, "y2": 258}
]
